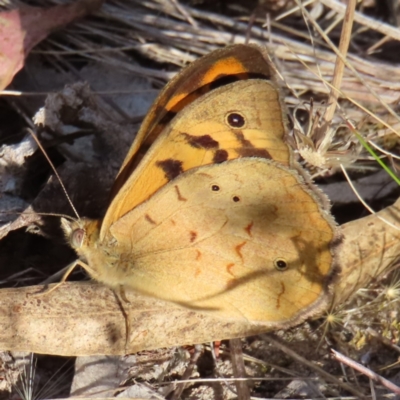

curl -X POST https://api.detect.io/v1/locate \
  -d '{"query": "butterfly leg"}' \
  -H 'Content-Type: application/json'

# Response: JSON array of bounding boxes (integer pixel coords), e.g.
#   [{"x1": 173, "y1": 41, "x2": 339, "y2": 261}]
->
[
  {"x1": 119, "y1": 285, "x2": 130, "y2": 304},
  {"x1": 31, "y1": 260, "x2": 94, "y2": 296},
  {"x1": 113, "y1": 286, "x2": 131, "y2": 353},
  {"x1": 118, "y1": 286, "x2": 132, "y2": 353}
]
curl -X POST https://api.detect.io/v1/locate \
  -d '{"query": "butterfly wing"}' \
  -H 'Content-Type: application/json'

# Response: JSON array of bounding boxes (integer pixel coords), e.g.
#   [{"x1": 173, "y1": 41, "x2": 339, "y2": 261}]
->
[
  {"x1": 111, "y1": 44, "x2": 277, "y2": 196},
  {"x1": 101, "y1": 79, "x2": 290, "y2": 238},
  {"x1": 108, "y1": 158, "x2": 339, "y2": 327}
]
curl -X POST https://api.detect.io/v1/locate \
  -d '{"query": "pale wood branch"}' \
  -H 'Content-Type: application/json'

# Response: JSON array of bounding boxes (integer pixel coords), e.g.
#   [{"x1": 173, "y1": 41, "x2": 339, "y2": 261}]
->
[
  {"x1": 1, "y1": 199, "x2": 399, "y2": 356},
  {"x1": 334, "y1": 197, "x2": 400, "y2": 305}
]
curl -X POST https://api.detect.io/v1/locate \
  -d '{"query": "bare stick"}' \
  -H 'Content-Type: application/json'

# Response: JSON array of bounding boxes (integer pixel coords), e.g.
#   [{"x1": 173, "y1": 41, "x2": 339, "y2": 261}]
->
[
  {"x1": 331, "y1": 349, "x2": 400, "y2": 395},
  {"x1": 229, "y1": 338, "x2": 250, "y2": 400},
  {"x1": 262, "y1": 335, "x2": 366, "y2": 398}
]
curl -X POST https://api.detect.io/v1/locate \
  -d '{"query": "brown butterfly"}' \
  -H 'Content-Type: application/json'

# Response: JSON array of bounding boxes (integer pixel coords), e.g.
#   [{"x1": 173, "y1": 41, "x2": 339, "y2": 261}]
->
[{"x1": 60, "y1": 44, "x2": 340, "y2": 328}]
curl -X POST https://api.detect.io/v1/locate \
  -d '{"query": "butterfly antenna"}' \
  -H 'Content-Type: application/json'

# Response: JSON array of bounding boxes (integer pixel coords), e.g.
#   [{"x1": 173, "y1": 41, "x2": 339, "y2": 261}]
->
[
  {"x1": 27, "y1": 128, "x2": 80, "y2": 220},
  {"x1": 2, "y1": 210, "x2": 75, "y2": 221}
]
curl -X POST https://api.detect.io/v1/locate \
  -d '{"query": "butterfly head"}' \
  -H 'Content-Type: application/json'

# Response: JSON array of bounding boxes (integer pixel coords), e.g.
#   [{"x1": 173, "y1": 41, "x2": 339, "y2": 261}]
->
[
  {"x1": 61, "y1": 217, "x2": 101, "y2": 255},
  {"x1": 60, "y1": 217, "x2": 131, "y2": 288}
]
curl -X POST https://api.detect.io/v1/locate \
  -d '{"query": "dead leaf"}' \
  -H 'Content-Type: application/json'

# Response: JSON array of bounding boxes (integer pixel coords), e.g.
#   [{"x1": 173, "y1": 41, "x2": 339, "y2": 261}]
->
[{"x1": 0, "y1": 0, "x2": 103, "y2": 90}]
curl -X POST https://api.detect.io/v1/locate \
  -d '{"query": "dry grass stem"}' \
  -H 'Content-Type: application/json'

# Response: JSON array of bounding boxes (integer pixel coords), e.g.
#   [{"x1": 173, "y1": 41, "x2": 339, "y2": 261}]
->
[
  {"x1": 320, "y1": 0, "x2": 400, "y2": 42},
  {"x1": 323, "y1": 0, "x2": 356, "y2": 126},
  {"x1": 331, "y1": 349, "x2": 400, "y2": 395}
]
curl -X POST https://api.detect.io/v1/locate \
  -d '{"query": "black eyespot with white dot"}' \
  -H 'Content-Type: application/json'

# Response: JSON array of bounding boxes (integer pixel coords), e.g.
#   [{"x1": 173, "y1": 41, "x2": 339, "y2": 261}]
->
[
  {"x1": 274, "y1": 258, "x2": 288, "y2": 271},
  {"x1": 211, "y1": 185, "x2": 220, "y2": 191},
  {"x1": 226, "y1": 112, "x2": 246, "y2": 128}
]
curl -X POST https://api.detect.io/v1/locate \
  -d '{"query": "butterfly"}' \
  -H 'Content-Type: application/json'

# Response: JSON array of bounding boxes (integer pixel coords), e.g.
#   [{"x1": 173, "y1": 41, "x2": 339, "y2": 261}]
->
[{"x1": 61, "y1": 44, "x2": 340, "y2": 329}]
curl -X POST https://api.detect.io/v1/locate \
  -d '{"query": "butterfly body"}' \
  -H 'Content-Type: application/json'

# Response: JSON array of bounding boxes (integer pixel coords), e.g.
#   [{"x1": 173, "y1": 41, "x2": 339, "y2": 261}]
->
[{"x1": 62, "y1": 44, "x2": 340, "y2": 328}]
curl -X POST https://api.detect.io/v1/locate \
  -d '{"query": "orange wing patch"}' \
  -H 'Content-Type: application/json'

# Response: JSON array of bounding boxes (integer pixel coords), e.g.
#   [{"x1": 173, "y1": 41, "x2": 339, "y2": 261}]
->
[
  {"x1": 245, "y1": 222, "x2": 254, "y2": 237},
  {"x1": 226, "y1": 263, "x2": 235, "y2": 276},
  {"x1": 235, "y1": 242, "x2": 246, "y2": 261},
  {"x1": 195, "y1": 250, "x2": 202, "y2": 261},
  {"x1": 164, "y1": 55, "x2": 259, "y2": 113},
  {"x1": 201, "y1": 56, "x2": 250, "y2": 86}
]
